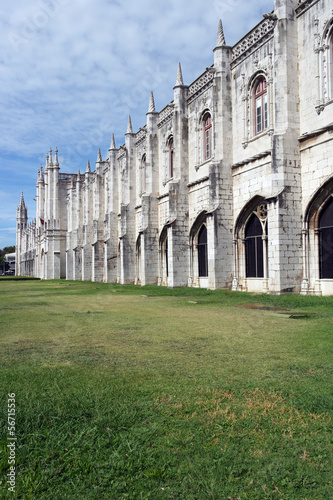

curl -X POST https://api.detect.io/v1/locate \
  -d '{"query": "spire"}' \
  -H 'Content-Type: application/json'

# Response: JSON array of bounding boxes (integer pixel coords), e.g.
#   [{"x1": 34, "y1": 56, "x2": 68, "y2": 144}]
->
[
  {"x1": 78, "y1": 169, "x2": 81, "y2": 176},
  {"x1": 49, "y1": 148, "x2": 53, "y2": 167},
  {"x1": 110, "y1": 133, "x2": 116, "y2": 150},
  {"x1": 216, "y1": 19, "x2": 226, "y2": 47},
  {"x1": 86, "y1": 159, "x2": 91, "y2": 173},
  {"x1": 19, "y1": 190, "x2": 26, "y2": 208},
  {"x1": 126, "y1": 115, "x2": 133, "y2": 134},
  {"x1": 37, "y1": 165, "x2": 44, "y2": 183},
  {"x1": 97, "y1": 148, "x2": 102, "y2": 162},
  {"x1": 45, "y1": 153, "x2": 49, "y2": 169},
  {"x1": 148, "y1": 91, "x2": 155, "y2": 112},
  {"x1": 54, "y1": 147, "x2": 59, "y2": 167},
  {"x1": 176, "y1": 62, "x2": 184, "y2": 86}
]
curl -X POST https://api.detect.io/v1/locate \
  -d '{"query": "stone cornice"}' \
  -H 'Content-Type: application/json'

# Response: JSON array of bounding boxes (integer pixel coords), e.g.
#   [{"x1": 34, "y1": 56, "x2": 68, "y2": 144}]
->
[
  {"x1": 157, "y1": 102, "x2": 174, "y2": 129},
  {"x1": 188, "y1": 70, "x2": 214, "y2": 104},
  {"x1": 157, "y1": 192, "x2": 169, "y2": 201},
  {"x1": 296, "y1": 0, "x2": 321, "y2": 18},
  {"x1": 135, "y1": 126, "x2": 147, "y2": 147},
  {"x1": 231, "y1": 18, "x2": 275, "y2": 68},
  {"x1": 299, "y1": 122, "x2": 333, "y2": 142},
  {"x1": 187, "y1": 175, "x2": 210, "y2": 189},
  {"x1": 232, "y1": 150, "x2": 271, "y2": 170}
]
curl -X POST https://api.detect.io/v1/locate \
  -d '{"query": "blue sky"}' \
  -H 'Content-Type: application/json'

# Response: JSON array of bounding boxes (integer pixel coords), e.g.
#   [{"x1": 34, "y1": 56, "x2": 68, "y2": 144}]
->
[{"x1": 0, "y1": 0, "x2": 273, "y2": 248}]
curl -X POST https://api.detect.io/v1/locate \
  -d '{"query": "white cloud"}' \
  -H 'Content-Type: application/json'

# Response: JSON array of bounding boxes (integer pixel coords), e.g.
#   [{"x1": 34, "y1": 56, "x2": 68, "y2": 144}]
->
[{"x1": 0, "y1": 0, "x2": 274, "y2": 247}]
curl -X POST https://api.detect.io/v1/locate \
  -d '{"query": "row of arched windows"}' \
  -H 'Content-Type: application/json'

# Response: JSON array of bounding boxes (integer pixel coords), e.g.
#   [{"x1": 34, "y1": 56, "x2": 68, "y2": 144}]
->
[
  {"x1": 138, "y1": 75, "x2": 269, "y2": 192},
  {"x1": 156, "y1": 197, "x2": 333, "y2": 284},
  {"x1": 165, "y1": 111, "x2": 212, "y2": 180}
]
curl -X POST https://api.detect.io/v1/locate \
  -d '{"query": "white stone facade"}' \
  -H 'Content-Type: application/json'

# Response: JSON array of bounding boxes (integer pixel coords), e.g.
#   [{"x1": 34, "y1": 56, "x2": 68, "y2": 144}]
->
[{"x1": 16, "y1": 0, "x2": 333, "y2": 295}]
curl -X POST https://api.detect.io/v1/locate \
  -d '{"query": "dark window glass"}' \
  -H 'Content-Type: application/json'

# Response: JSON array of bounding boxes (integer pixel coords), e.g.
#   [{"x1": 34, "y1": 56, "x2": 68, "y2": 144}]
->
[
  {"x1": 169, "y1": 137, "x2": 174, "y2": 178},
  {"x1": 319, "y1": 198, "x2": 333, "y2": 279},
  {"x1": 165, "y1": 237, "x2": 168, "y2": 277},
  {"x1": 245, "y1": 214, "x2": 264, "y2": 278},
  {"x1": 198, "y1": 225, "x2": 208, "y2": 277},
  {"x1": 255, "y1": 78, "x2": 267, "y2": 134},
  {"x1": 203, "y1": 113, "x2": 212, "y2": 160}
]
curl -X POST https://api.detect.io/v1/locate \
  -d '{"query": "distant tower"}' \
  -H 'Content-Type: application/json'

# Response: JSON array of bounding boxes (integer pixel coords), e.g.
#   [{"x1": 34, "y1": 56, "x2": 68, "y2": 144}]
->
[{"x1": 16, "y1": 191, "x2": 28, "y2": 276}]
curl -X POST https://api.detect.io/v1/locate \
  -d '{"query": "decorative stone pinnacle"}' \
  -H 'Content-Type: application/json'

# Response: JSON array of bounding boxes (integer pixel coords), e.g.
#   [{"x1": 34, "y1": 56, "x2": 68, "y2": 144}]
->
[
  {"x1": 127, "y1": 115, "x2": 133, "y2": 134},
  {"x1": 86, "y1": 159, "x2": 91, "y2": 172},
  {"x1": 148, "y1": 91, "x2": 155, "y2": 112},
  {"x1": 19, "y1": 191, "x2": 26, "y2": 208},
  {"x1": 46, "y1": 153, "x2": 49, "y2": 168},
  {"x1": 97, "y1": 148, "x2": 102, "y2": 162},
  {"x1": 176, "y1": 62, "x2": 184, "y2": 85},
  {"x1": 54, "y1": 147, "x2": 59, "y2": 166},
  {"x1": 110, "y1": 133, "x2": 116, "y2": 150},
  {"x1": 49, "y1": 148, "x2": 53, "y2": 166},
  {"x1": 216, "y1": 19, "x2": 226, "y2": 47}
]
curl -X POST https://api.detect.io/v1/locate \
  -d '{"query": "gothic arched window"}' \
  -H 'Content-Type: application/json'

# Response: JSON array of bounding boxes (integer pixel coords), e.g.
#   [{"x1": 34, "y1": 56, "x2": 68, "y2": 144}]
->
[
  {"x1": 168, "y1": 136, "x2": 174, "y2": 178},
  {"x1": 319, "y1": 198, "x2": 333, "y2": 279},
  {"x1": 329, "y1": 29, "x2": 333, "y2": 99},
  {"x1": 198, "y1": 225, "x2": 208, "y2": 277},
  {"x1": 245, "y1": 214, "x2": 264, "y2": 278},
  {"x1": 164, "y1": 237, "x2": 168, "y2": 278},
  {"x1": 254, "y1": 78, "x2": 268, "y2": 135},
  {"x1": 141, "y1": 153, "x2": 146, "y2": 194},
  {"x1": 203, "y1": 112, "x2": 212, "y2": 160}
]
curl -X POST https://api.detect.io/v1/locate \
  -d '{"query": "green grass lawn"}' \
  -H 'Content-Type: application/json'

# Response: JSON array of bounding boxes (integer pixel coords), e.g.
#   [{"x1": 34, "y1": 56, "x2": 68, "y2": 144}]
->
[{"x1": 0, "y1": 280, "x2": 332, "y2": 499}]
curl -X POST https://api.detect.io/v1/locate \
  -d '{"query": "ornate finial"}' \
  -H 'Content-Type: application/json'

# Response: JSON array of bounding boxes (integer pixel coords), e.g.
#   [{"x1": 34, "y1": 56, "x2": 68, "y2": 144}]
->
[
  {"x1": 97, "y1": 148, "x2": 102, "y2": 162},
  {"x1": 216, "y1": 19, "x2": 226, "y2": 47},
  {"x1": 38, "y1": 165, "x2": 44, "y2": 183},
  {"x1": 127, "y1": 115, "x2": 133, "y2": 134},
  {"x1": 49, "y1": 148, "x2": 53, "y2": 166},
  {"x1": 148, "y1": 91, "x2": 155, "y2": 112},
  {"x1": 78, "y1": 169, "x2": 81, "y2": 176},
  {"x1": 46, "y1": 153, "x2": 49, "y2": 168},
  {"x1": 86, "y1": 159, "x2": 91, "y2": 173},
  {"x1": 110, "y1": 133, "x2": 116, "y2": 150},
  {"x1": 19, "y1": 191, "x2": 26, "y2": 208},
  {"x1": 176, "y1": 62, "x2": 184, "y2": 85},
  {"x1": 54, "y1": 147, "x2": 59, "y2": 166}
]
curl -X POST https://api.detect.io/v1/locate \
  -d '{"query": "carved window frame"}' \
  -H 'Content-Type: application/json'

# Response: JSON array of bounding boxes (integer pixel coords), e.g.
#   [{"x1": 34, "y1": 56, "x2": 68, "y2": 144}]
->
[
  {"x1": 141, "y1": 153, "x2": 146, "y2": 196},
  {"x1": 245, "y1": 204, "x2": 268, "y2": 279},
  {"x1": 254, "y1": 78, "x2": 268, "y2": 135},
  {"x1": 242, "y1": 68, "x2": 272, "y2": 148},
  {"x1": 315, "y1": 18, "x2": 333, "y2": 114},
  {"x1": 202, "y1": 112, "x2": 212, "y2": 161}
]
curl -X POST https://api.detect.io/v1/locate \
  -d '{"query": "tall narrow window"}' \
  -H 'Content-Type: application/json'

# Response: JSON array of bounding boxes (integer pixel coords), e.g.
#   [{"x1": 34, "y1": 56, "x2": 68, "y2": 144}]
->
[
  {"x1": 168, "y1": 137, "x2": 174, "y2": 178},
  {"x1": 245, "y1": 214, "x2": 264, "y2": 278},
  {"x1": 319, "y1": 198, "x2": 333, "y2": 279},
  {"x1": 136, "y1": 236, "x2": 142, "y2": 283},
  {"x1": 164, "y1": 237, "x2": 168, "y2": 277},
  {"x1": 141, "y1": 154, "x2": 146, "y2": 194},
  {"x1": 203, "y1": 112, "x2": 212, "y2": 160},
  {"x1": 160, "y1": 229, "x2": 168, "y2": 283},
  {"x1": 330, "y1": 32, "x2": 333, "y2": 99},
  {"x1": 254, "y1": 78, "x2": 267, "y2": 135},
  {"x1": 198, "y1": 225, "x2": 208, "y2": 277}
]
